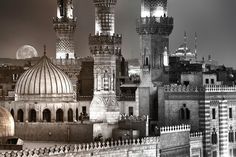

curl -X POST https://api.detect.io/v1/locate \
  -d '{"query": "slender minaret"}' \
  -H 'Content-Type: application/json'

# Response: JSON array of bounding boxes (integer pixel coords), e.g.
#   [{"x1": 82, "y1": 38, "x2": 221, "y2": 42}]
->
[
  {"x1": 89, "y1": 0, "x2": 121, "y2": 124},
  {"x1": 137, "y1": 0, "x2": 173, "y2": 119},
  {"x1": 53, "y1": 0, "x2": 76, "y2": 59}
]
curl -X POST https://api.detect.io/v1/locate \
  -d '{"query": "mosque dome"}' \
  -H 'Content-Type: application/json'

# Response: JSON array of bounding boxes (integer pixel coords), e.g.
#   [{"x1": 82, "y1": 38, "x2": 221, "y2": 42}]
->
[
  {"x1": 15, "y1": 55, "x2": 74, "y2": 101},
  {"x1": 0, "y1": 107, "x2": 14, "y2": 137},
  {"x1": 174, "y1": 44, "x2": 194, "y2": 56}
]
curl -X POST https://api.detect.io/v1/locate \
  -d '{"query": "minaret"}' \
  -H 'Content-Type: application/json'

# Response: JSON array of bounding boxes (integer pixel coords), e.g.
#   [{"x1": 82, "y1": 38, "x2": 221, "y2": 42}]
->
[
  {"x1": 137, "y1": 0, "x2": 173, "y2": 85},
  {"x1": 89, "y1": 0, "x2": 121, "y2": 123},
  {"x1": 53, "y1": 0, "x2": 76, "y2": 59},
  {"x1": 137, "y1": 0, "x2": 173, "y2": 119}
]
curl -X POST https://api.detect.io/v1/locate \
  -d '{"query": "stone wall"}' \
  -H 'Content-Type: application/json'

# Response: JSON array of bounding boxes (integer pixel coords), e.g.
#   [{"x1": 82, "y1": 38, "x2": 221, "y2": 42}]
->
[
  {"x1": 0, "y1": 137, "x2": 160, "y2": 157},
  {"x1": 15, "y1": 123, "x2": 93, "y2": 143}
]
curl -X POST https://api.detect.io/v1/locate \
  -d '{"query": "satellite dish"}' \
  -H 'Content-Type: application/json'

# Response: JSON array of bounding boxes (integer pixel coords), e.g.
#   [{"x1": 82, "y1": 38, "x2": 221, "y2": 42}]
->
[{"x1": 16, "y1": 45, "x2": 38, "y2": 60}]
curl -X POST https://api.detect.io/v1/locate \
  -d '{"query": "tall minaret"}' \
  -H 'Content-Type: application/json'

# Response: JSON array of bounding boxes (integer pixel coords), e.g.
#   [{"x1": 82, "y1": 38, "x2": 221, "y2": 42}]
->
[
  {"x1": 89, "y1": 0, "x2": 121, "y2": 124},
  {"x1": 53, "y1": 0, "x2": 76, "y2": 59},
  {"x1": 137, "y1": 0, "x2": 173, "y2": 85},
  {"x1": 137, "y1": 0, "x2": 173, "y2": 119}
]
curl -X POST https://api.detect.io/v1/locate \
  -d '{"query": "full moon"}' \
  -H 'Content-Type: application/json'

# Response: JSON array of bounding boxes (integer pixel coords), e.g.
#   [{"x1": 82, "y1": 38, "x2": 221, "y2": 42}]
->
[{"x1": 16, "y1": 45, "x2": 38, "y2": 60}]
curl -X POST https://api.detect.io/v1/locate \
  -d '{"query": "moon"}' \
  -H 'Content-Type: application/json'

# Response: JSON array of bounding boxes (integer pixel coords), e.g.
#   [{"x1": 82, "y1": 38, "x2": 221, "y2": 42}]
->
[{"x1": 16, "y1": 45, "x2": 38, "y2": 60}]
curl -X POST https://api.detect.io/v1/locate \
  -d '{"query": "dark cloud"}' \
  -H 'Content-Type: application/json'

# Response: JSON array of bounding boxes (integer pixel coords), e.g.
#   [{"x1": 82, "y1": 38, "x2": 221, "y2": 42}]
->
[{"x1": 0, "y1": 0, "x2": 236, "y2": 67}]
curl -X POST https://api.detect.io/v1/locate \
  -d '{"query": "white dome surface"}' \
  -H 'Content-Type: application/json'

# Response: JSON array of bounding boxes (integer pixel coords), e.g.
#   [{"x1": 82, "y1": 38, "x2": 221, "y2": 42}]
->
[{"x1": 15, "y1": 55, "x2": 74, "y2": 101}]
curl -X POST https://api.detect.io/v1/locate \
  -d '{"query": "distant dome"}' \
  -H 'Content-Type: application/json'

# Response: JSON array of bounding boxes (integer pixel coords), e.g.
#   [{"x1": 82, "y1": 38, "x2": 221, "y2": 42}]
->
[
  {"x1": 15, "y1": 55, "x2": 74, "y2": 101},
  {"x1": 0, "y1": 107, "x2": 14, "y2": 137}
]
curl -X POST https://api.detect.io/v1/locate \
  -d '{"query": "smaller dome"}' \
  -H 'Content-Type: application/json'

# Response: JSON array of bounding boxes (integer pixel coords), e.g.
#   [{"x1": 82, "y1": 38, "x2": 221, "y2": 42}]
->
[{"x1": 0, "y1": 107, "x2": 14, "y2": 137}]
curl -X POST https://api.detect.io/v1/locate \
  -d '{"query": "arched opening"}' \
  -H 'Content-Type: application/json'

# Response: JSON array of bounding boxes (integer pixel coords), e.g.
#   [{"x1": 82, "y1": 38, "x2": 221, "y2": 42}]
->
[
  {"x1": 68, "y1": 109, "x2": 73, "y2": 122},
  {"x1": 43, "y1": 109, "x2": 51, "y2": 122},
  {"x1": 17, "y1": 109, "x2": 24, "y2": 122},
  {"x1": 76, "y1": 108, "x2": 79, "y2": 121},
  {"x1": 145, "y1": 57, "x2": 149, "y2": 66},
  {"x1": 56, "y1": 109, "x2": 64, "y2": 122},
  {"x1": 186, "y1": 108, "x2": 190, "y2": 120},
  {"x1": 180, "y1": 108, "x2": 185, "y2": 120},
  {"x1": 10, "y1": 109, "x2": 14, "y2": 119},
  {"x1": 28, "y1": 109, "x2": 36, "y2": 122}
]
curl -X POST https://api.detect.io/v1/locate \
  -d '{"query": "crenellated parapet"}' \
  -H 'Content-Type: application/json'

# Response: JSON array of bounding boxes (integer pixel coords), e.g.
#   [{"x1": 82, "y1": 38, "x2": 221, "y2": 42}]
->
[
  {"x1": 89, "y1": 34, "x2": 122, "y2": 45},
  {"x1": 190, "y1": 132, "x2": 203, "y2": 139},
  {"x1": 136, "y1": 16, "x2": 173, "y2": 35},
  {"x1": 205, "y1": 85, "x2": 236, "y2": 93},
  {"x1": 164, "y1": 85, "x2": 204, "y2": 93},
  {"x1": 160, "y1": 124, "x2": 190, "y2": 134},
  {"x1": 93, "y1": 0, "x2": 117, "y2": 6},
  {"x1": 0, "y1": 137, "x2": 159, "y2": 157},
  {"x1": 119, "y1": 114, "x2": 147, "y2": 121}
]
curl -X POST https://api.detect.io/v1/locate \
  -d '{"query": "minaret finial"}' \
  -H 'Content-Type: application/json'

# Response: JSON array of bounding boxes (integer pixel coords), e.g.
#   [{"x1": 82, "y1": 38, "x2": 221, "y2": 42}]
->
[
  {"x1": 44, "y1": 45, "x2": 46, "y2": 56},
  {"x1": 194, "y1": 32, "x2": 197, "y2": 56},
  {"x1": 184, "y1": 31, "x2": 187, "y2": 56}
]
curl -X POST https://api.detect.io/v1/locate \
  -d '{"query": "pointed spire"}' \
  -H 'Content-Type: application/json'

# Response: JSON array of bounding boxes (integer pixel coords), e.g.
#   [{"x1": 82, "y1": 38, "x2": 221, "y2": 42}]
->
[
  {"x1": 43, "y1": 45, "x2": 47, "y2": 56},
  {"x1": 194, "y1": 32, "x2": 197, "y2": 59},
  {"x1": 184, "y1": 31, "x2": 187, "y2": 56}
]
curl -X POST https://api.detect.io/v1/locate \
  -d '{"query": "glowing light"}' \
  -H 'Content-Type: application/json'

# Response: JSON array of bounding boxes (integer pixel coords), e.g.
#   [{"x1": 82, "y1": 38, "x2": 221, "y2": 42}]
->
[
  {"x1": 141, "y1": 11, "x2": 150, "y2": 17},
  {"x1": 152, "y1": 7, "x2": 166, "y2": 17}
]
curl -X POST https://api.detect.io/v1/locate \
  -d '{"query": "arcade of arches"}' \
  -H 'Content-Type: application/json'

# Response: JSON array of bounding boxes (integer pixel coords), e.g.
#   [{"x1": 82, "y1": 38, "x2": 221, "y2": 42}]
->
[{"x1": 8, "y1": 103, "x2": 83, "y2": 123}]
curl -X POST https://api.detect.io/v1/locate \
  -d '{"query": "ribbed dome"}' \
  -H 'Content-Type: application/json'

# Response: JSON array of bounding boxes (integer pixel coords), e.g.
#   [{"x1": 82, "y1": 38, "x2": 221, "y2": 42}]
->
[
  {"x1": 15, "y1": 55, "x2": 74, "y2": 101},
  {"x1": 0, "y1": 107, "x2": 14, "y2": 137}
]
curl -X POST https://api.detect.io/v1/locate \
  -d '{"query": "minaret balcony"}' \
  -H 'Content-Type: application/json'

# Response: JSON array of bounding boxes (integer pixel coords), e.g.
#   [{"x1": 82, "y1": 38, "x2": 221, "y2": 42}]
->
[
  {"x1": 89, "y1": 34, "x2": 122, "y2": 45},
  {"x1": 136, "y1": 16, "x2": 173, "y2": 35}
]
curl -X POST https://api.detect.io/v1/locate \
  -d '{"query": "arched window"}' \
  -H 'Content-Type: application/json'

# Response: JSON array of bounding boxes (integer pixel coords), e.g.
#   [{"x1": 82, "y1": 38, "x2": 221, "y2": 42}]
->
[
  {"x1": 28, "y1": 109, "x2": 36, "y2": 122},
  {"x1": 186, "y1": 108, "x2": 190, "y2": 120},
  {"x1": 211, "y1": 128, "x2": 217, "y2": 144},
  {"x1": 180, "y1": 104, "x2": 190, "y2": 120},
  {"x1": 10, "y1": 109, "x2": 14, "y2": 119},
  {"x1": 103, "y1": 71, "x2": 109, "y2": 91},
  {"x1": 229, "y1": 126, "x2": 234, "y2": 143},
  {"x1": 56, "y1": 109, "x2": 64, "y2": 122},
  {"x1": 145, "y1": 57, "x2": 149, "y2": 66},
  {"x1": 68, "y1": 109, "x2": 73, "y2": 122},
  {"x1": 43, "y1": 109, "x2": 51, "y2": 122},
  {"x1": 17, "y1": 109, "x2": 24, "y2": 122},
  {"x1": 180, "y1": 108, "x2": 185, "y2": 120}
]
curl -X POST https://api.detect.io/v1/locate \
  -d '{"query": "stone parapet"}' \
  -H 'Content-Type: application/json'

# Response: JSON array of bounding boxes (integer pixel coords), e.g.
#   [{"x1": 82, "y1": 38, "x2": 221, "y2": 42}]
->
[
  {"x1": 164, "y1": 85, "x2": 204, "y2": 93},
  {"x1": 120, "y1": 114, "x2": 147, "y2": 121},
  {"x1": 190, "y1": 132, "x2": 203, "y2": 141},
  {"x1": 0, "y1": 137, "x2": 159, "y2": 157},
  {"x1": 205, "y1": 85, "x2": 236, "y2": 93},
  {"x1": 160, "y1": 124, "x2": 190, "y2": 134},
  {"x1": 164, "y1": 85, "x2": 236, "y2": 93}
]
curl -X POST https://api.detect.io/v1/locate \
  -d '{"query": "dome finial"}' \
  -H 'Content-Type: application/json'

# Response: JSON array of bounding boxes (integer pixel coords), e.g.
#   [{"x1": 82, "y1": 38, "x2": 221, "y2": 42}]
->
[{"x1": 43, "y1": 45, "x2": 47, "y2": 56}]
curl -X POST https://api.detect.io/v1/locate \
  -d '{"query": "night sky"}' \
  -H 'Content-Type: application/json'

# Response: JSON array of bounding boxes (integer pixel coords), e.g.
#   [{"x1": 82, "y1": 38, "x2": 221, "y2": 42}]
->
[{"x1": 0, "y1": 0, "x2": 236, "y2": 67}]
